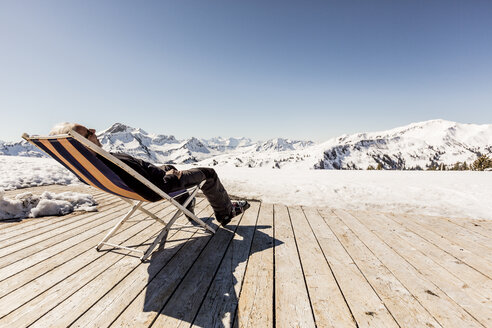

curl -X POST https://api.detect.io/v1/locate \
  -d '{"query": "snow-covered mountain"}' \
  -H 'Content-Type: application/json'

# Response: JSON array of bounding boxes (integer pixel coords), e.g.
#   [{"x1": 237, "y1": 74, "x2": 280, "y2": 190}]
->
[
  {"x1": 2, "y1": 120, "x2": 491, "y2": 170},
  {"x1": 196, "y1": 138, "x2": 315, "y2": 169},
  {"x1": 256, "y1": 138, "x2": 314, "y2": 152},
  {"x1": 203, "y1": 137, "x2": 255, "y2": 151},
  {"x1": 97, "y1": 123, "x2": 313, "y2": 164},
  {"x1": 196, "y1": 120, "x2": 492, "y2": 169},
  {"x1": 97, "y1": 123, "x2": 314, "y2": 165},
  {"x1": 96, "y1": 123, "x2": 201, "y2": 164},
  {"x1": 0, "y1": 140, "x2": 46, "y2": 157},
  {"x1": 0, "y1": 123, "x2": 313, "y2": 164},
  {"x1": 313, "y1": 119, "x2": 492, "y2": 170}
]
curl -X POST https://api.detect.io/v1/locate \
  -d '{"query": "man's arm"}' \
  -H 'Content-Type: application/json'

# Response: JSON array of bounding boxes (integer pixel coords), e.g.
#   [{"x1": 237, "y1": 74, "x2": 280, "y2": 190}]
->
[
  {"x1": 165, "y1": 169, "x2": 182, "y2": 179},
  {"x1": 110, "y1": 153, "x2": 182, "y2": 192}
]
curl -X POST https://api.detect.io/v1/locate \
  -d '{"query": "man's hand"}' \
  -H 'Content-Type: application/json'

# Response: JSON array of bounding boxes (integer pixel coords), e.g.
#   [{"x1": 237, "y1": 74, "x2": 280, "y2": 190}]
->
[{"x1": 165, "y1": 169, "x2": 182, "y2": 179}]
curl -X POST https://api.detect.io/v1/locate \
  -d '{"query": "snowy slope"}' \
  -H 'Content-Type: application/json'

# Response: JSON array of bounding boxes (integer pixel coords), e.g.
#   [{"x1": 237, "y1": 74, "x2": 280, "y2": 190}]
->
[
  {"x1": 0, "y1": 140, "x2": 46, "y2": 158},
  {"x1": 2, "y1": 155, "x2": 491, "y2": 219},
  {"x1": 0, "y1": 123, "x2": 314, "y2": 165},
  {"x1": 314, "y1": 119, "x2": 492, "y2": 170},
  {"x1": 1, "y1": 120, "x2": 491, "y2": 170},
  {"x1": 97, "y1": 123, "x2": 202, "y2": 164},
  {"x1": 203, "y1": 137, "x2": 255, "y2": 151},
  {"x1": 198, "y1": 119, "x2": 492, "y2": 169},
  {"x1": 0, "y1": 155, "x2": 78, "y2": 190},
  {"x1": 96, "y1": 123, "x2": 313, "y2": 165}
]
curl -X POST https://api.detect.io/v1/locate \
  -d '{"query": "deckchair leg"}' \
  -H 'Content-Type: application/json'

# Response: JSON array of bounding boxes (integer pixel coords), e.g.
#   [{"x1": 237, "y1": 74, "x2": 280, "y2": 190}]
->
[
  {"x1": 140, "y1": 206, "x2": 183, "y2": 262},
  {"x1": 97, "y1": 201, "x2": 143, "y2": 251},
  {"x1": 173, "y1": 183, "x2": 216, "y2": 234}
]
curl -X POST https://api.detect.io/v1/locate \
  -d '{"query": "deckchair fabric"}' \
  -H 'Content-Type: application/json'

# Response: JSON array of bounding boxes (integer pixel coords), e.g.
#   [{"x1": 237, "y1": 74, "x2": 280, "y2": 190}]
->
[
  {"x1": 32, "y1": 137, "x2": 149, "y2": 201},
  {"x1": 22, "y1": 131, "x2": 215, "y2": 261}
]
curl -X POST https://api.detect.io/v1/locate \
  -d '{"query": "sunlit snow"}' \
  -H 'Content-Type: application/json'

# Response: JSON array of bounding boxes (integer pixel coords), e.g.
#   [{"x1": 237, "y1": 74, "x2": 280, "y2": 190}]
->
[
  {"x1": 0, "y1": 190, "x2": 97, "y2": 220},
  {"x1": 1, "y1": 155, "x2": 490, "y2": 220},
  {"x1": 0, "y1": 155, "x2": 79, "y2": 190}
]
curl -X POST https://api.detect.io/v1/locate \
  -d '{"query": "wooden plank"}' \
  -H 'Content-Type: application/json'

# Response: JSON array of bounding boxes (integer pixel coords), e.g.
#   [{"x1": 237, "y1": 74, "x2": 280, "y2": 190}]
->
[
  {"x1": 476, "y1": 220, "x2": 492, "y2": 231},
  {"x1": 0, "y1": 201, "x2": 168, "y2": 321},
  {"x1": 107, "y1": 214, "x2": 216, "y2": 327},
  {"x1": 0, "y1": 199, "x2": 168, "y2": 284},
  {"x1": 0, "y1": 185, "x2": 106, "y2": 230},
  {"x1": 150, "y1": 207, "x2": 247, "y2": 327},
  {"x1": 304, "y1": 208, "x2": 398, "y2": 328},
  {"x1": 191, "y1": 202, "x2": 260, "y2": 328},
  {"x1": 404, "y1": 213, "x2": 492, "y2": 258},
  {"x1": 0, "y1": 185, "x2": 108, "y2": 222},
  {"x1": 0, "y1": 202, "x2": 175, "y2": 327},
  {"x1": 111, "y1": 209, "x2": 238, "y2": 327},
  {"x1": 389, "y1": 213, "x2": 492, "y2": 279},
  {"x1": 355, "y1": 211, "x2": 492, "y2": 327},
  {"x1": 31, "y1": 201, "x2": 211, "y2": 327},
  {"x1": 273, "y1": 204, "x2": 316, "y2": 328},
  {"x1": 414, "y1": 213, "x2": 492, "y2": 247},
  {"x1": 0, "y1": 201, "x2": 174, "y2": 299},
  {"x1": 0, "y1": 203, "x2": 129, "y2": 283},
  {"x1": 0, "y1": 202, "x2": 130, "y2": 270},
  {"x1": 0, "y1": 193, "x2": 118, "y2": 247},
  {"x1": 235, "y1": 203, "x2": 274, "y2": 328},
  {"x1": 325, "y1": 210, "x2": 441, "y2": 327},
  {"x1": 66, "y1": 201, "x2": 210, "y2": 328},
  {"x1": 331, "y1": 209, "x2": 484, "y2": 328},
  {"x1": 0, "y1": 192, "x2": 114, "y2": 238},
  {"x1": 441, "y1": 217, "x2": 492, "y2": 239},
  {"x1": 368, "y1": 211, "x2": 492, "y2": 302},
  {"x1": 287, "y1": 207, "x2": 356, "y2": 328}
]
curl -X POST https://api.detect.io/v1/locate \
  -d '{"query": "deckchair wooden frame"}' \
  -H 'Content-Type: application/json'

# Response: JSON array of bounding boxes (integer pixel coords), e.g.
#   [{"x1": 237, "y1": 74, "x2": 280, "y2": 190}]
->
[{"x1": 22, "y1": 130, "x2": 216, "y2": 262}]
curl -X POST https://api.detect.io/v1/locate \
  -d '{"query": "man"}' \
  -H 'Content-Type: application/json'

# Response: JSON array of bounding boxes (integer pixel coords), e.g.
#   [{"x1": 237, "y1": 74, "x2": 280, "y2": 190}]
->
[{"x1": 49, "y1": 122, "x2": 250, "y2": 226}]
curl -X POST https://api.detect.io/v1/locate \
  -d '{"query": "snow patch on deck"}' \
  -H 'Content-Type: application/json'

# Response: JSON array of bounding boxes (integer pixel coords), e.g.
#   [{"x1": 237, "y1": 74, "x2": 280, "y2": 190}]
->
[{"x1": 0, "y1": 190, "x2": 97, "y2": 220}]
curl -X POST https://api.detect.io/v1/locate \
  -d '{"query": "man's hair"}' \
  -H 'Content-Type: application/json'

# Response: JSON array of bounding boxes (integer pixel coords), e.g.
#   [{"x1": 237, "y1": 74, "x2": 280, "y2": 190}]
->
[{"x1": 49, "y1": 122, "x2": 77, "y2": 136}]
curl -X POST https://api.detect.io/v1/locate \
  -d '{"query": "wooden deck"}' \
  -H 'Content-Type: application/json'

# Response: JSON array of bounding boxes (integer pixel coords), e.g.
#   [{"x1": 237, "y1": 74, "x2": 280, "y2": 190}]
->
[{"x1": 0, "y1": 185, "x2": 491, "y2": 328}]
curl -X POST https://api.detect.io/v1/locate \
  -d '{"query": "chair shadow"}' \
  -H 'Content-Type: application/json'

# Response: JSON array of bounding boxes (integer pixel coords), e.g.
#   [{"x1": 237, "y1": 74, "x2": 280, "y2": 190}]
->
[{"x1": 141, "y1": 221, "x2": 282, "y2": 328}]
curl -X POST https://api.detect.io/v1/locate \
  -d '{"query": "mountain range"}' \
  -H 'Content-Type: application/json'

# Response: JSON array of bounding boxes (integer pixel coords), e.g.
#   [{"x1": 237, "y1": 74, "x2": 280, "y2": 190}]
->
[{"x1": 2, "y1": 120, "x2": 491, "y2": 170}]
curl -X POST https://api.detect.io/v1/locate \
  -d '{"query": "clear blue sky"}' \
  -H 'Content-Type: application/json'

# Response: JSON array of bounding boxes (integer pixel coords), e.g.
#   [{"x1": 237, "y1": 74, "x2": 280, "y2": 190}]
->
[{"x1": 1, "y1": 0, "x2": 491, "y2": 142}]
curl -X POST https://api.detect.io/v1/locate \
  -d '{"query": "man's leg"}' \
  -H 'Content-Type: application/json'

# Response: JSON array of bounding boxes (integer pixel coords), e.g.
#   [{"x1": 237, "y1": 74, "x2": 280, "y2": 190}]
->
[
  {"x1": 178, "y1": 167, "x2": 233, "y2": 220},
  {"x1": 159, "y1": 164, "x2": 193, "y2": 218}
]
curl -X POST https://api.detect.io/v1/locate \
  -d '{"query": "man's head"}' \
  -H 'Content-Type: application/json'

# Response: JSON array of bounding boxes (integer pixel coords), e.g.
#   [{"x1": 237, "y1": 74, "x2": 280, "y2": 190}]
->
[{"x1": 50, "y1": 122, "x2": 102, "y2": 147}]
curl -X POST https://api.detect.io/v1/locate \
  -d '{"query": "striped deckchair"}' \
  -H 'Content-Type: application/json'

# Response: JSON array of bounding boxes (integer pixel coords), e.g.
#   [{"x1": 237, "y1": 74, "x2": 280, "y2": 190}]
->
[{"x1": 22, "y1": 130, "x2": 215, "y2": 262}]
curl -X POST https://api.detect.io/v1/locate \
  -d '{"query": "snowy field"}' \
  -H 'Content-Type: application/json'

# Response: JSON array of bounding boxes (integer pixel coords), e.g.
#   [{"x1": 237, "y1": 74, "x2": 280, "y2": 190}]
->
[
  {"x1": 211, "y1": 166, "x2": 492, "y2": 220},
  {"x1": 1, "y1": 155, "x2": 491, "y2": 220},
  {"x1": 0, "y1": 155, "x2": 79, "y2": 190}
]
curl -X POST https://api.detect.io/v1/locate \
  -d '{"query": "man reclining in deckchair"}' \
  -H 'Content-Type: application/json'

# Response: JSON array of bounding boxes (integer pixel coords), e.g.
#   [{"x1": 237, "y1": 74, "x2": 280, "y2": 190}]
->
[{"x1": 50, "y1": 122, "x2": 250, "y2": 226}]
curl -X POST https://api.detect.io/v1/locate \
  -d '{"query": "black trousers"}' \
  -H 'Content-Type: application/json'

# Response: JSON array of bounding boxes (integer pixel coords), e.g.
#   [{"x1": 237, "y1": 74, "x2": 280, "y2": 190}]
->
[{"x1": 159, "y1": 165, "x2": 232, "y2": 219}]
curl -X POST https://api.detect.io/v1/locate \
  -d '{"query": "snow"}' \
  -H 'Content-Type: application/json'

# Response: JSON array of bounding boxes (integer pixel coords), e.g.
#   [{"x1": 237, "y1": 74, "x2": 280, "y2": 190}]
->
[
  {"x1": 187, "y1": 165, "x2": 492, "y2": 220},
  {"x1": 0, "y1": 155, "x2": 79, "y2": 190},
  {"x1": 10, "y1": 120, "x2": 491, "y2": 170},
  {"x1": 195, "y1": 120, "x2": 492, "y2": 170},
  {"x1": 1, "y1": 155, "x2": 491, "y2": 221},
  {"x1": 0, "y1": 190, "x2": 97, "y2": 220},
  {"x1": 95, "y1": 123, "x2": 314, "y2": 165},
  {"x1": 0, "y1": 139, "x2": 46, "y2": 157},
  {"x1": 312, "y1": 119, "x2": 492, "y2": 170}
]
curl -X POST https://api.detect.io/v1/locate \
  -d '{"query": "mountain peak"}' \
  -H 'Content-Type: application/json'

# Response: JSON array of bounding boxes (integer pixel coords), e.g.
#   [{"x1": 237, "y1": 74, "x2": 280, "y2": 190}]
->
[
  {"x1": 104, "y1": 123, "x2": 133, "y2": 134},
  {"x1": 256, "y1": 138, "x2": 314, "y2": 152}
]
